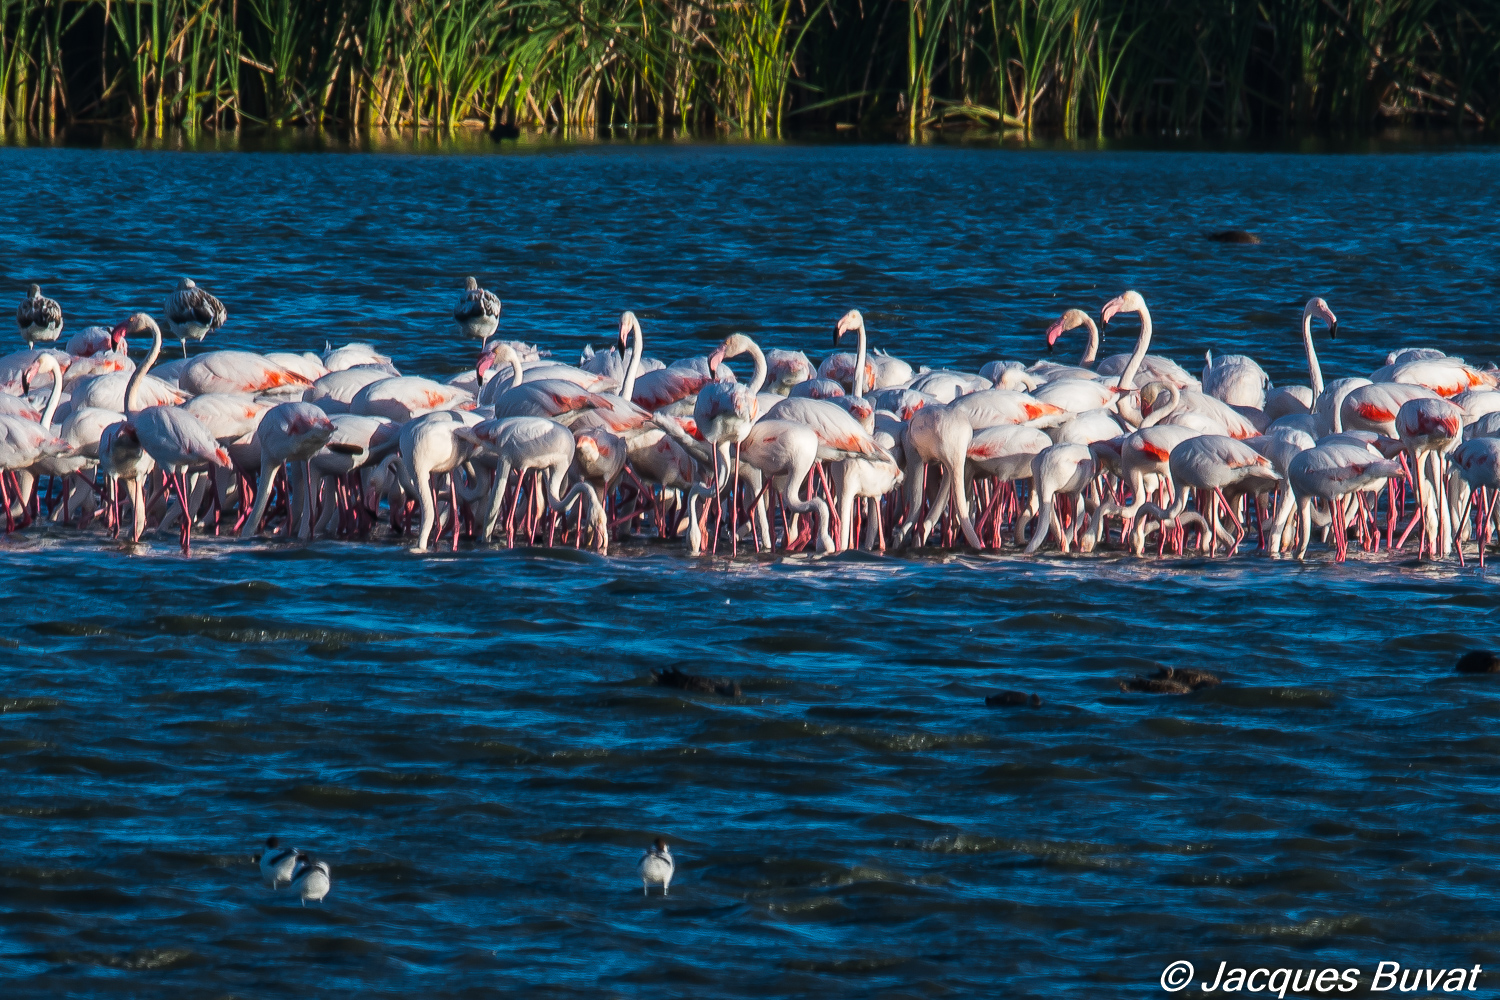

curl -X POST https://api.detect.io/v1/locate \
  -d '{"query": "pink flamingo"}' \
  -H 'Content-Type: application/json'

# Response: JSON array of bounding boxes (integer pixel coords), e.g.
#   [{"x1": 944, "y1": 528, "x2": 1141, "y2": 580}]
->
[
  {"x1": 1136, "y1": 434, "x2": 1279, "y2": 555},
  {"x1": 1369, "y1": 355, "x2": 1497, "y2": 398},
  {"x1": 240, "y1": 403, "x2": 338, "y2": 540},
  {"x1": 458, "y1": 416, "x2": 607, "y2": 552},
  {"x1": 114, "y1": 314, "x2": 232, "y2": 554},
  {"x1": 1395, "y1": 396, "x2": 1463, "y2": 556},
  {"x1": 1023, "y1": 443, "x2": 1096, "y2": 554},
  {"x1": 1287, "y1": 443, "x2": 1404, "y2": 560},
  {"x1": 178, "y1": 351, "x2": 314, "y2": 397},
  {"x1": 350, "y1": 376, "x2": 476, "y2": 423}
]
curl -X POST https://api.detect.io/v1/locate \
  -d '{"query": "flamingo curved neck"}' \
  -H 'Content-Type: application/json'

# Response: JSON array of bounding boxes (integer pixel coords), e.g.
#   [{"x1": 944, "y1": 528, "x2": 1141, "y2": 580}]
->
[
  {"x1": 1302, "y1": 308, "x2": 1325, "y2": 405},
  {"x1": 38, "y1": 355, "x2": 62, "y2": 431},
  {"x1": 745, "y1": 337, "x2": 767, "y2": 396},
  {"x1": 496, "y1": 345, "x2": 524, "y2": 391},
  {"x1": 1139, "y1": 384, "x2": 1180, "y2": 428},
  {"x1": 124, "y1": 320, "x2": 162, "y2": 418},
  {"x1": 852, "y1": 320, "x2": 867, "y2": 398},
  {"x1": 1080, "y1": 318, "x2": 1100, "y2": 367},
  {"x1": 621, "y1": 319, "x2": 642, "y2": 401},
  {"x1": 1116, "y1": 305, "x2": 1152, "y2": 390}
]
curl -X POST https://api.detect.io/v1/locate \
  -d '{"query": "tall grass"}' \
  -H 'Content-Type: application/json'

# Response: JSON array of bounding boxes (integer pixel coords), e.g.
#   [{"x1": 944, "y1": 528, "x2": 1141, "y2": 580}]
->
[{"x1": 0, "y1": 0, "x2": 1491, "y2": 137}]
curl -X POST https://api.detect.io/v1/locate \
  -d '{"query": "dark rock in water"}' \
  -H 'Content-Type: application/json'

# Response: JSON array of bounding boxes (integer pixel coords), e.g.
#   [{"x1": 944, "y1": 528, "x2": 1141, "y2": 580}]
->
[
  {"x1": 491, "y1": 123, "x2": 521, "y2": 140},
  {"x1": 985, "y1": 690, "x2": 1042, "y2": 707},
  {"x1": 1207, "y1": 230, "x2": 1260, "y2": 244},
  {"x1": 651, "y1": 666, "x2": 741, "y2": 697},
  {"x1": 1119, "y1": 666, "x2": 1220, "y2": 694},
  {"x1": 1456, "y1": 650, "x2": 1500, "y2": 674},
  {"x1": 1119, "y1": 676, "x2": 1192, "y2": 694},
  {"x1": 1160, "y1": 666, "x2": 1220, "y2": 689}
]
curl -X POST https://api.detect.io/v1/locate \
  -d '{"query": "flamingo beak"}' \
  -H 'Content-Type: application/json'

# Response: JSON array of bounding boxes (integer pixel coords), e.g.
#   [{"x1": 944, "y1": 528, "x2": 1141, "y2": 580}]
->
[
  {"x1": 1329, "y1": 320, "x2": 1339, "y2": 340},
  {"x1": 20, "y1": 372, "x2": 29, "y2": 394}
]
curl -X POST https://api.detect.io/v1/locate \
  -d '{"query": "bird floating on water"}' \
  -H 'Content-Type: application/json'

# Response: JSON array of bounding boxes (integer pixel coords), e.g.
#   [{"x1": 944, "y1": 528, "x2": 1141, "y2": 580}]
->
[
  {"x1": 289, "y1": 855, "x2": 332, "y2": 905},
  {"x1": 638, "y1": 837, "x2": 673, "y2": 895},
  {"x1": 257, "y1": 836, "x2": 299, "y2": 888}
]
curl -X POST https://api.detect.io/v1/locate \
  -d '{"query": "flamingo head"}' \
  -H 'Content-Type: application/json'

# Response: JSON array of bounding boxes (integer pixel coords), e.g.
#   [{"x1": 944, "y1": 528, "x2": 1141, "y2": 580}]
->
[
  {"x1": 475, "y1": 347, "x2": 495, "y2": 383},
  {"x1": 27, "y1": 283, "x2": 41, "y2": 298},
  {"x1": 834, "y1": 309, "x2": 864, "y2": 347},
  {"x1": 463, "y1": 276, "x2": 479, "y2": 291},
  {"x1": 714, "y1": 334, "x2": 755, "y2": 368},
  {"x1": 1100, "y1": 291, "x2": 1145, "y2": 329},
  {"x1": 617, "y1": 311, "x2": 639, "y2": 357},
  {"x1": 1044, "y1": 308, "x2": 1093, "y2": 352},
  {"x1": 1305, "y1": 297, "x2": 1338, "y2": 339},
  {"x1": 112, "y1": 313, "x2": 158, "y2": 341}
]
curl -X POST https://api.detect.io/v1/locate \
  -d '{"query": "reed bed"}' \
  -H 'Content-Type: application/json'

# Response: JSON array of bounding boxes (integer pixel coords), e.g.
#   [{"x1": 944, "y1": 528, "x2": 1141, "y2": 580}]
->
[{"x1": 0, "y1": 0, "x2": 1491, "y2": 138}]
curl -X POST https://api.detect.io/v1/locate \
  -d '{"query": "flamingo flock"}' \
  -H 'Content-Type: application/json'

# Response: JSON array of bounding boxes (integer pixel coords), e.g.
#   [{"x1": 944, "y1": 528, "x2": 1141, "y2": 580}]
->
[{"x1": 7, "y1": 277, "x2": 1500, "y2": 564}]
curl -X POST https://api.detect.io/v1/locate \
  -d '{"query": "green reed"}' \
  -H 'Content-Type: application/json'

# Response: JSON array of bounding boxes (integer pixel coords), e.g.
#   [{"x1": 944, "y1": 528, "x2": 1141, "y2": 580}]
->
[{"x1": 0, "y1": 0, "x2": 1489, "y2": 138}]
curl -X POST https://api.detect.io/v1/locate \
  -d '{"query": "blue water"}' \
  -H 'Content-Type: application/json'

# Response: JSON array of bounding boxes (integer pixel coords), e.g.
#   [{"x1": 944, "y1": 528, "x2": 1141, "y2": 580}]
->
[{"x1": 2, "y1": 140, "x2": 1500, "y2": 998}]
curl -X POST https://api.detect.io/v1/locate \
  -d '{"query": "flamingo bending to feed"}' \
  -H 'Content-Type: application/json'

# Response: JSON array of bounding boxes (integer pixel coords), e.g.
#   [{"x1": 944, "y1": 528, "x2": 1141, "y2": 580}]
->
[
  {"x1": 1450, "y1": 437, "x2": 1500, "y2": 564},
  {"x1": 1395, "y1": 396, "x2": 1464, "y2": 557},
  {"x1": 163, "y1": 278, "x2": 227, "y2": 358},
  {"x1": 240, "y1": 402, "x2": 338, "y2": 540},
  {"x1": 113, "y1": 314, "x2": 232, "y2": 553},
  {"x1": 17, "y1": 284, "x2": 63, "y2": 346},
  {"x1": 735, "y1": 419, "x2": 846, "y2": 554},
  {"x1": 458, "y1": 416, "x2": 607, "y2": 553},
  {"x1": 400, "y1": 409, "x2": 484, "y2": 552},
  {"x1": 1134, "y1": 434, "x2": 1279, "y2": 555},
  {"x1": 1023, "y1": 443, "x2": 1096, "y2": 554},
  {"x1": 454, "y1": 276, "x2": 503, "y2": 342},
  {"x1": 1286, "y1": 443, "x2": 1404, "y2": 560}
]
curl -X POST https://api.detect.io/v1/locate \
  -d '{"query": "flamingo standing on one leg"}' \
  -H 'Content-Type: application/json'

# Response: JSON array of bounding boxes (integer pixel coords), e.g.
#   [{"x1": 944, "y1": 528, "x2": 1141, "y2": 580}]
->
[
  {"x1": 16, "y1": 284, "x2": 63, "y2": 346},
  {"x1": 163, "y1": 278, "x2": 227, "y2": 358},
  {"x1": 454, "y1": 276, "x2": 503, "y2": 343}
]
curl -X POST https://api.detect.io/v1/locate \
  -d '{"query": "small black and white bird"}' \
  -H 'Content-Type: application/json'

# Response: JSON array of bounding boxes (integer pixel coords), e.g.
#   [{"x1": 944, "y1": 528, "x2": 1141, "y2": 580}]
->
[
  {"x1": 17, "y1": 284, "x2": 63, "y2": 346},
  {"x1": 454, "y1": 276, "x2": 502, "y2": 342},
  {"x1": 163, "y1": 277, "x2": 227, "y2": 358},
  {"x1": 257, "y1": 836, "x2": 300, "y2": 889},
  {"x1": 289, "y1": 854, "x2": 331, "y2": 906},
  {"x1": 637, "y1": 837, "x2": 673, "y2": 895}
]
